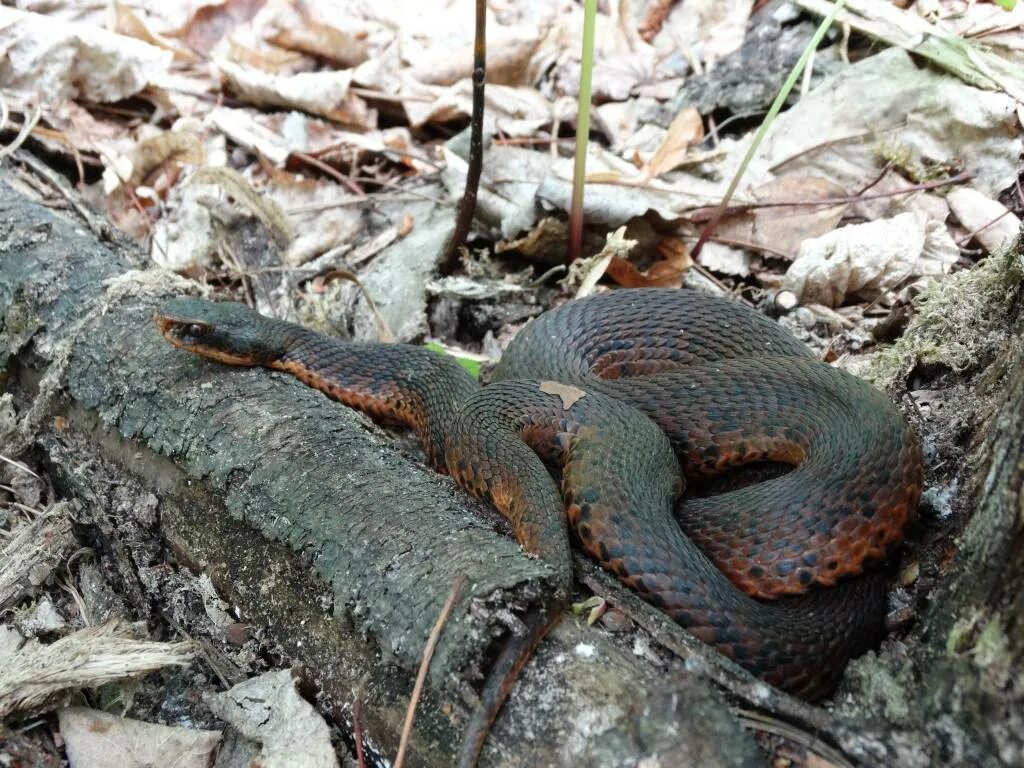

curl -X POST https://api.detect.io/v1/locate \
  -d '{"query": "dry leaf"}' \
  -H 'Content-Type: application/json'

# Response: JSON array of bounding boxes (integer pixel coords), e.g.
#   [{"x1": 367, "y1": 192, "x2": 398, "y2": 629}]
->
[
  {"x1": 715, "y1": 176, "x2": 848, "y2": 259},
  {"x1": 644, "y1": 106, "x2": 704, "y2": 179},
  {"x1": 540, "y1": 381, "x2": 587, "y2": 409},
  {"x1": 607, "y1": 236, "x2": 693, "y2": 288},
  {"x1": 588, "y1": 106, "x2": 703, "y2": 185},
  {"x1": 658, "y1": 0, "x2": 753, "y2": 65},
  {"x1": 0, "y1": 8, "x2": 172, "y2": 104},
  {"x1": 216, "y1": 60, "x2": 377, "y2": 129},
  {"x1": 259, "y1": 1, "x2": 370, "y2": 68},
  {"x1": 783, "y1": 211, "x2": 958, "y2": 307},
  {"x1": 203, "y1": 670, "x2": 338, "y2": 768},
  {"x1": 110, "y1": 2, "x2": 197, "y2": 62},
  {"x1": 176, "y1": 0, "x2": 265, "y2": 56},
  {"x1": 59, "y1": 708, "x2": 220, "y2": 768}
]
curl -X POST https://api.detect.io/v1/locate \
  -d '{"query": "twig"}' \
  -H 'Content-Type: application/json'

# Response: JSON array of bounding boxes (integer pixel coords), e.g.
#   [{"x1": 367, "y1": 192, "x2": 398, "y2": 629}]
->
[
  {"x1": 393, "y1": 574, "x2": 466, "y2": 768},
  {"x1": 0, "y1": 455, "x2": 40, "y2": 481},
  {"x1": 353, "y1": 697, "x2": 367, "y2": 768},
  {"x1": 441, "y1": 0, "x2": 487, "y2": 273},
  {"x1": 707, "y1": 235, "x2": 792, "y2": 260},
  {"x1": 690, "y1": 169, "x2": 973, "y2": 219},
  {"x1": 293, "y1": 152, "x2": 365, "y2": 196},
  {"x1": 575, "y1": 556, "x2": 834, "y2": 732},
  {"x1": 736, "y1": 709, "x2": 855, "y2": 768},
  {"x1": 956, "y1": 209, "x2": 1016, "y2": 247}
]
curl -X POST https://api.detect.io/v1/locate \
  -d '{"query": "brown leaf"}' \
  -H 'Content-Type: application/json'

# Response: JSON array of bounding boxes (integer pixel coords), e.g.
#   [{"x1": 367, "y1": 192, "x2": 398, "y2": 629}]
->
[
  {"x1": 715, "y1": 176, "x2": 847, "y2": 259},
  {"x1": 260, "y1": 2, "x2": 369, "y2": 68},
  {"x1": 539, "y1": 381, "x2": 587, "y2": 410},
  {"x1": 644, "y1": 106, "x2": 704, "y2": 179},
  {"x1": 607, "y1": 237, "x2": 692, "y2": 288},
  {"x1": 175, "y1": 0, "x2": 266, "y2": 56},
  {"x1": 111, "y1": 2, "x2": 198, "y2": 62}
]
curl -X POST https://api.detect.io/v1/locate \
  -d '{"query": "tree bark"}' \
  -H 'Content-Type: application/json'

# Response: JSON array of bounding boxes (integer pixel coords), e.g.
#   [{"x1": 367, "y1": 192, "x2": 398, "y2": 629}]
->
[{"x1": 0, "y1": 176, "x2": 761, "y2": 766}]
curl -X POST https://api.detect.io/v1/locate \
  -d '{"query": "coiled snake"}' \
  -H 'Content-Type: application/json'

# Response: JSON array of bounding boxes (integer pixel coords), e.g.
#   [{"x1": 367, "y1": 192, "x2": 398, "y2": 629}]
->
[{"x1": 155, "y1": 288, "x2": 921, "y2": 765}]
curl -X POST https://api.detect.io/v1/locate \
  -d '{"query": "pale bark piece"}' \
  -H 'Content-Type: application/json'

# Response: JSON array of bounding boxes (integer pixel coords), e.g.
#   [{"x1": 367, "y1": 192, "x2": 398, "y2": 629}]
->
[
  {"x1": 0, "y1": 622, "x2": 194, "y2": 719},
  {"x1": 204, "y1": 670, "x2": 337, "y2": 768},
  {"x1": 947, "y1": 187, "x2": 1022, "y2": 255},
  {"x1": 59, "y1": 707, "x2": 220, "y2": 768},
  {"x1": 0, "y1": 502, "x2": 77, "y2": 612}
]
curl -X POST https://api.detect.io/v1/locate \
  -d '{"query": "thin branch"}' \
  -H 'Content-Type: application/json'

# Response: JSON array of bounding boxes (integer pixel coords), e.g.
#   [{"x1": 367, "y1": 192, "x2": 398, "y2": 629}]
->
[
  {"x1": 689, "y1": 170, "x2": 973, "y2": 220},
  {"x1": 353, "y1": 697, "x2": 367, "y2": 768},
  {"x1": 393, "y1": 575, "x2": 466, "y2": 768},
  {"x1": 441, "y1": 0, "x2": 487, "y2": 272}
]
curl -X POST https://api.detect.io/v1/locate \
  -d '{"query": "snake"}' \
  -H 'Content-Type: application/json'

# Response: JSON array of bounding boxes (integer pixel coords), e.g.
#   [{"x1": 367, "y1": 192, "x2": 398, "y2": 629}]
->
[{"x1": 154, "y1": 288, "x2": 922, "y2": 765}]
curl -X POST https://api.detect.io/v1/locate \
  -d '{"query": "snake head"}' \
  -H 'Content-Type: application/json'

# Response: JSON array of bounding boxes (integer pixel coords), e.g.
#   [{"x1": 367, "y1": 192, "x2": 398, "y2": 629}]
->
[{"x1": 154, "y1": 297, "x2": 289, "y2": 366}]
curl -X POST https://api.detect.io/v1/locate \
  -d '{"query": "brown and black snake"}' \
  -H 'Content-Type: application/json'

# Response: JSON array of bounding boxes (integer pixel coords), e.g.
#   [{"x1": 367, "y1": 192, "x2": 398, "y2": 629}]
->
[{"x1": 154, "y1": 287, "x2": 922, "y2": 765}]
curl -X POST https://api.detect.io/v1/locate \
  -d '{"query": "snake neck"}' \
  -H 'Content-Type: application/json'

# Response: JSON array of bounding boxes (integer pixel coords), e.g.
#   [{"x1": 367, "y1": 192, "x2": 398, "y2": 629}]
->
[{"x1": 271, "y1": 326, "x2": 480, "y2": 469}]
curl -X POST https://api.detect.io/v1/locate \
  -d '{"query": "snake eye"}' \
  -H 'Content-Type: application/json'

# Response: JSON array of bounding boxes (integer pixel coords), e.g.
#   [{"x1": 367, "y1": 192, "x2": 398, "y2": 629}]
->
[{"x1": 186, "y1": 323, "x2": 206, "y2": 337}]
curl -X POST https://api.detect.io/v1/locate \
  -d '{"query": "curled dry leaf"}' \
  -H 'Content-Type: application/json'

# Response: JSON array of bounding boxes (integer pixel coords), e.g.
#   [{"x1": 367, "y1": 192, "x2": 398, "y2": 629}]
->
[
  {"x1": 588, "y1": 106, "x2": 704, "y2": 185},
  {"x1": 176, "y1": 0, "x2": 266, "y2": 56},
  {"x1": 0, "y1": 8, "x2": 173, "y2": 104},
  {"x1": 110, "y1": 2, "x2": 198, "y2": 62},
  {"x1": 258, "y1": 0, "x2": 370, "y2": 68},
  {"x1": 783, "y1": 211, "x2": 958, "y2": 307},
  {"x1": 607, "y1": 236, "x2": 693, "y2": 288},
  {"x1": 496, "y1": 217, "x2": 570, "y2": 266},
  {"x1": 410, "y1": 24, "x2": 545, "y2": 87},
  {"x1": 657, "y1": 0, "x2": 753, "y2": 65},
  {"x1": 216, "y1": 60, "x2": 377, "y2": 129}
]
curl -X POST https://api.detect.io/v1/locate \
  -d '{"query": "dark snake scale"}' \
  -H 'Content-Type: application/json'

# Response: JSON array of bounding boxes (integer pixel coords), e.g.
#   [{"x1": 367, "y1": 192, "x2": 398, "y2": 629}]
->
[{"x1": 154, "y1": 288, "x2": 922, "y2": 755}]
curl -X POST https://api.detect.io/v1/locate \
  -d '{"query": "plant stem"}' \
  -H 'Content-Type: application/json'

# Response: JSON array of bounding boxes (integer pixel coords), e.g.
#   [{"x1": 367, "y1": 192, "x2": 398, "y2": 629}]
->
[
  {"x1": 691, "y1": 0, "x2": 847, "y2": 261},
  {"x1": 442, "y1": 0, "x2": 487, "y2": 273},
  {"x1": 568, "y1": 0, "x2": 597, "y2": 263}
]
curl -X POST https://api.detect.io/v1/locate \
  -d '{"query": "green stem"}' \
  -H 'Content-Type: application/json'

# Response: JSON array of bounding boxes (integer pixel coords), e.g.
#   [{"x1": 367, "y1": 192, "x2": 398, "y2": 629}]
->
[
  {"x1": 691, "y1": 0, "x2": 847, "y2": 261},
  {"x1": 568, "y1": 0, "x2": 597, "y2": 263}
]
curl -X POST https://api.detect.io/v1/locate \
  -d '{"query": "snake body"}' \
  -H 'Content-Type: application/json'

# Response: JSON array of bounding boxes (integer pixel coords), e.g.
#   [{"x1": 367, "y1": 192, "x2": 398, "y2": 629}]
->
[{"x1": 154, "y1": 288, "x2": 922, "y2": 758}]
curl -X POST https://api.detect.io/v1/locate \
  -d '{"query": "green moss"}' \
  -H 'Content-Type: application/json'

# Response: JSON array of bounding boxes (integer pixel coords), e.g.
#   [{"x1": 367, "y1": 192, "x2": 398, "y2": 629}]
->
[{"x1": 869, "y1": 239, "x2": 1023, "y2": 388}]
